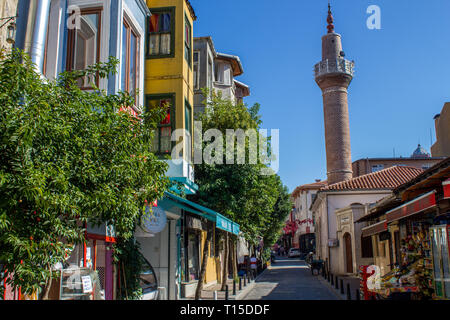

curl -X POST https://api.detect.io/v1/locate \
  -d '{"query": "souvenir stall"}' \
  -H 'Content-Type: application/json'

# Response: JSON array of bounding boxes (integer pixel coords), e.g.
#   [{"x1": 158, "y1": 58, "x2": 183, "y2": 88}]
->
[
  {"x1": 368, "y1": 191, "x2": 438, "y2": 299},
  {"x1": 373, "y1": 220, "x2": 434, "y2": 299}
]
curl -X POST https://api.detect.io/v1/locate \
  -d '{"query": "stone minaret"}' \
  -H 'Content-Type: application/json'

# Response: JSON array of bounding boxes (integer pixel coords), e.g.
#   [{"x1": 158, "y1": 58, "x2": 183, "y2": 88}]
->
[{"x1": 314, "y1": 4, "x2": 354, "y2": 185}]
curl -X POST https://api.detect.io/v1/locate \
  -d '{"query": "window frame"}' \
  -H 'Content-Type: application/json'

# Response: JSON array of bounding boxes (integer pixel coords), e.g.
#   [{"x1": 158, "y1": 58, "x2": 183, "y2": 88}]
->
[
  {"x1": 122, "y1": 17, "x2": 140, "y2": 106},
  {"x1": 193, "y1": 50, "x2": 200, "y2": 90},
  {"x1": 66, "y1": 7, "x2": 103, "y2": 90},
  {"x1": 146, "y1": 6, "x2": 176, "y2": 59},
  {"x1": 184, "y1": 99, "x2": 192, "y2": 136},
  {"x1": 184, "y1": 14, "x2": 192, "y2": 68},
  {"x1": 146, "y1": 93, "x2": 176, "y2": 155}
]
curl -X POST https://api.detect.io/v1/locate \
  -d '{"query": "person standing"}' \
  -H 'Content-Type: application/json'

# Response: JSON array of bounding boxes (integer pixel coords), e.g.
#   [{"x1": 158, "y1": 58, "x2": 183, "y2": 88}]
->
[{"x1": 250, "y1": 256, "x2": 257, "y2": 278}]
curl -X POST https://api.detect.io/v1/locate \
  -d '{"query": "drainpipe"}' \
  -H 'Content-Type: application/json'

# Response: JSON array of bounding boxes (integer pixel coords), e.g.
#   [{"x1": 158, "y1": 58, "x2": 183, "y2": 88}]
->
[{"x1": 17, "y1": 0, "x2": 51, "y2": 73}]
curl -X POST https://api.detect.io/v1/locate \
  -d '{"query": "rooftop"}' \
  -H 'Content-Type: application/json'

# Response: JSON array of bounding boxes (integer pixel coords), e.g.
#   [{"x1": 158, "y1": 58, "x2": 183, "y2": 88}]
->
[
  {"x1": 216, "y1": 52, "x2": 244, "y2": 77},
  {"x1": 322, "y1": 166, "x2": 423, "y2": 191},
  {"x1": 292, "y1": 180, "x2": 328, "y2": 198}
]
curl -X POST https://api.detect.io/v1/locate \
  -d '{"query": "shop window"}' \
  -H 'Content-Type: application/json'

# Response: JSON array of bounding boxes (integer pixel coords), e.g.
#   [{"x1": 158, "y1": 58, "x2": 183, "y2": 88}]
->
[
  {"x1": 187, "y1": 232, "x2": 200, "y2": 281},
  {"x1": 66, "y1": 8, "x2": 102, "y2": 89},
  {"x1": 361, "y1": 235, "x2": 373, "y2": 258},
  {"x1": 121, "y1": 18, "x2": 140, "y2": 105},
  {"x1": 148, "y1": 7, "x2": 174, "y2": 58},
  {"x1": 147, "y1": 95, "x2": 174, "y2": 154}
]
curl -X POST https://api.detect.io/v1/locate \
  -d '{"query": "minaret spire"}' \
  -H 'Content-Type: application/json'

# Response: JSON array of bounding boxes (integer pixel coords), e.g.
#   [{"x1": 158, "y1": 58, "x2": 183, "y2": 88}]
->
[
  {"x1": 315, "y1": 1, "x2": 355, "y2": 184},
  {"x1": 327, "y1": 2, "x2": 335, "y2": 33}
]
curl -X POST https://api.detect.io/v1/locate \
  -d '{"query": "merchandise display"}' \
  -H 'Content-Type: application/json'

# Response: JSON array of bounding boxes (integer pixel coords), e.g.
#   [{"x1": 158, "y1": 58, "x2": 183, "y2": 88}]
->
[{"x1": 371, "y1": 222, "x2": 434, "y2": 299}]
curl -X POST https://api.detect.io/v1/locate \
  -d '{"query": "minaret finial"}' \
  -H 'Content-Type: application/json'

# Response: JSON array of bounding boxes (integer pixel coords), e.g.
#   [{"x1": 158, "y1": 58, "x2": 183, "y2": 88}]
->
[{"x1": 327, "y1": 2, "x2": 335, "y2": 33}]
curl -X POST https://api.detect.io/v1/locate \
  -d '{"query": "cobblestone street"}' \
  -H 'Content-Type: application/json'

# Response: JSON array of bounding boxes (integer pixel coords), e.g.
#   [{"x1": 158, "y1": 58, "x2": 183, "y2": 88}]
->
[{"x1": 243, "y1": 257, "x2": 339, "y2": 300}]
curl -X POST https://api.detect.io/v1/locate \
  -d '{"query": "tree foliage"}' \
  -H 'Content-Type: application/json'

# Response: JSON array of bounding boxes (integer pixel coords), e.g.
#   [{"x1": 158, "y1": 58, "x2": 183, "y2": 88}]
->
[
  {"x1": 192, "y1": 90, "x2": 290, "y2": 248},
  {"x1": 0, "y1": 50, "x2": 169, "y2": 296}
]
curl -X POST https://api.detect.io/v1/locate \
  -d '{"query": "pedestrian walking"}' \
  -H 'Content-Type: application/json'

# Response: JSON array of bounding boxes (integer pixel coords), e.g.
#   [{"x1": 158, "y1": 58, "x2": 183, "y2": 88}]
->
[{"x1": 250, "y1": 255, "x2": 257, "y2": 278}]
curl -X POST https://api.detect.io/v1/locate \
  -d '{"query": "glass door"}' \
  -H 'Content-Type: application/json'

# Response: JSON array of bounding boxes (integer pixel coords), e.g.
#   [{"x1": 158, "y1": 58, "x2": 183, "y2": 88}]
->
[
  {"x1": 439, "y1": 226, "x2": 450, "y2": 298},
  {"x1": 431, "y1": 225, "x2": 450, "y2": 298}
]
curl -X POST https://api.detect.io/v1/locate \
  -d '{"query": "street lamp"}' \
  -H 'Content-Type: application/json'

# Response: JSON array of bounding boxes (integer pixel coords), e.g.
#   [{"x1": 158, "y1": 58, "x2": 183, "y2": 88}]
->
[
  {"x1": 0, "y1": 16, "x2": 18, "y2": 45},
  {"x1": 6, "y1": 22, "x2": 16, "y2": 44}
]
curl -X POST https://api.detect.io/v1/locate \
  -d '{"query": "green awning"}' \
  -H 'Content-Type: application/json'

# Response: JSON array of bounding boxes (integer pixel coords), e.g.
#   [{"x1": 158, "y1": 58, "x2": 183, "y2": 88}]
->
[{"x1": 163, "y1": 192, "x2": 240, "y2": 235}]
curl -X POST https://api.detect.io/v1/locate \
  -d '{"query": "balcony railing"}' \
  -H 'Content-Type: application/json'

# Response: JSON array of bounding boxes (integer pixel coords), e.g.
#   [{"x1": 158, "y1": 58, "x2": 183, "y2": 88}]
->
[{"x1": 314, "y1": 58, "x2": 354, "y2": 79}]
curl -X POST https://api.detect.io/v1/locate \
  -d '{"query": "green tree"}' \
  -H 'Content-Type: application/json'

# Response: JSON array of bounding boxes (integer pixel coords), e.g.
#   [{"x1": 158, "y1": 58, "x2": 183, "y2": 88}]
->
[
  {"x1": 0, "y1": 50, "x2": 169, "y2": 299},
  {"x1": 191, "y1": 90, "x2": 282, "y2": 292},
  {"x1": 260, "y1": 176, "x2": 292, "y2": 249}
]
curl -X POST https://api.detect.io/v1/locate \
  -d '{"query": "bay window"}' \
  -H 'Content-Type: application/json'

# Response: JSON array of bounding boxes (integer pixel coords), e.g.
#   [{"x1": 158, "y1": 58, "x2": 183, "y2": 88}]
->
[
  {"x1": 148, "y1": 7, "x2": 174, "y2": 58},
  {"x1": 147, "y1": 95, "x2": 174, "y2": 154}
]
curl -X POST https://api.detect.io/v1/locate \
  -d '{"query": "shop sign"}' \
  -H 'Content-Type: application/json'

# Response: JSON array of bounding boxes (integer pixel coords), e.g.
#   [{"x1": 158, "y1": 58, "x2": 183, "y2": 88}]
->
[
  {"x1": 141, "y1": 205, "x2": 167, "y2": 234},
  {"x1": 443, "y1": 180, "x2": 450, "y2": 199},
  {"x1": 340, "y1": 217, "x2": 350, "y2": 225},
  {"x1": 216, "y1": 214, "x2": 233, "y2": 233},
  {"x1": 232, "y1": 223, "x2": 240, "y2": 235},
  {"x1": 81, "y1": 276, "x2": 92, "y2": 293},
  {"x1": 361, "y1": 220, "x2": 387, "y2": 237},
  {"x1": 386, "y1": 191, "x2": 436, "y2": 223}
]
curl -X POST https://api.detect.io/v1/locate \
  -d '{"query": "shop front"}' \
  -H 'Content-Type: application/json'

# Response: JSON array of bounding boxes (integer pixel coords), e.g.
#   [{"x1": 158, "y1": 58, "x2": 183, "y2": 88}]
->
[
  {"x1": 39, "y1": 222, "x2": 118, "y2": 300},
  {"x1": 139, "y1": 191, "x2": 240, "y2": 299},
  {"x1": 367, "y1": 187, "x2": 450, "y2": 299}
]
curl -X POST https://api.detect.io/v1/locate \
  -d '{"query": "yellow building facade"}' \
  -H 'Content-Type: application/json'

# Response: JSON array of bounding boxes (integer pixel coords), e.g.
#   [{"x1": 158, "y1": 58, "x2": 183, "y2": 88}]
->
[
  {"x1": 145, "y1": 0, "x2": 195, "y2": 168},
  {"x1": 145, "y1": 0, "x2": 221, "y2": 293}
]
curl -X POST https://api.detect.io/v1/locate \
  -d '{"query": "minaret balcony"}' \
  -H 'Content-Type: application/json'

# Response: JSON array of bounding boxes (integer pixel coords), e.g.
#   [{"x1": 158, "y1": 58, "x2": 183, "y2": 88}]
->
[{"x1": 314, "y1": 58, "x2": 354, "y2": 79}]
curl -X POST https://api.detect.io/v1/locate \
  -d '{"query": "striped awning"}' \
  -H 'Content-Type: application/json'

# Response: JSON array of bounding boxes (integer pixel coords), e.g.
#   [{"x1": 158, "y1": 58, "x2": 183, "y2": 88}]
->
[
  {"x1": 386, "y1": 191, "x2": 436, "y2": 223},
  {"x1": 361, "y1": 220, "x2": 387, "y2": 237},
  {"x1": 444, "y1": 179, "x2": 450, "y2": 199}
]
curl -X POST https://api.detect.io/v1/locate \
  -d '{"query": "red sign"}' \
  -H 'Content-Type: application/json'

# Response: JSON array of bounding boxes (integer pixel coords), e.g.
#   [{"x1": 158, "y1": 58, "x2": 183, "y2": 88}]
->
[
  {"x1": 443, "y1": 180, "x2": 450, "y2": 199},
  {"x1": 386, "y1": 191, "x2": 436, "y2": 223},
  {"x1": 361, "y1": 220, "x2": 387, "y2": 237}
]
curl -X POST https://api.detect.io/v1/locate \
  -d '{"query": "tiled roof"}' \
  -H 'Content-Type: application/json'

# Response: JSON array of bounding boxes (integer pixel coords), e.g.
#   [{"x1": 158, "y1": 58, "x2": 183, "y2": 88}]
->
[
  {"x1": 322, "y1": 166, "x2": 423, "y2": 191},
  {"x1": 292, "y1": 180, "x2": 327, "y2": 198}
]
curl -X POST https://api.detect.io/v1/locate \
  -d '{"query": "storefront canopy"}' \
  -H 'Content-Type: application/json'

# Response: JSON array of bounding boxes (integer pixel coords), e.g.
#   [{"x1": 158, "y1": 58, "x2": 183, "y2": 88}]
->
[
  {"x1": 444, "y1": 179, "x2": 450, "y2": 200},
  {"x1": 164, "y1": 192, "x2": 240, "y2": 235},
  {"x1": 386, "y1": 190, "x2": 436, "y2": 223},
  {"x1": 361, "y1": 220, "x2": 387, "y2": 238}
]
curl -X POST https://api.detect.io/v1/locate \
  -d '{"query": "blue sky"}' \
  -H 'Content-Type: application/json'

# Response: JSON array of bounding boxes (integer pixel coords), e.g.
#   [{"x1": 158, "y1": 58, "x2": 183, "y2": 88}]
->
[{"x1": 192, "y1": 0, "x2": 450, "y2": 192}]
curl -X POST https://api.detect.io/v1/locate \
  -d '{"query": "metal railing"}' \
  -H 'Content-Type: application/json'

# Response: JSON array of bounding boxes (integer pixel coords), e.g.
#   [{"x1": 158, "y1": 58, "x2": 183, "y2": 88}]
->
[{"x1": 314, "y1": 58, "x2": 355, "y2": 78}]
